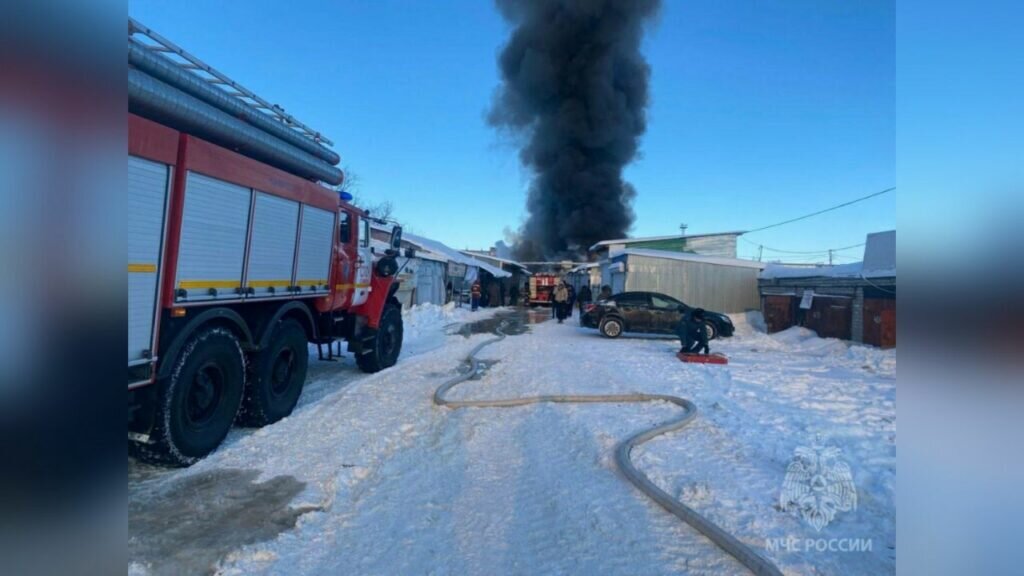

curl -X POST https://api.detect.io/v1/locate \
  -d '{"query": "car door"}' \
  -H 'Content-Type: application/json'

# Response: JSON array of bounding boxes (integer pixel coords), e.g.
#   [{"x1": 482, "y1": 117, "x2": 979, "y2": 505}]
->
[
  {"x1": 614, "y1": 293, "x2": 653, "y2": 332},
  {"x1": 650, "y1": 294, "x2": 685, "y2": 334}
]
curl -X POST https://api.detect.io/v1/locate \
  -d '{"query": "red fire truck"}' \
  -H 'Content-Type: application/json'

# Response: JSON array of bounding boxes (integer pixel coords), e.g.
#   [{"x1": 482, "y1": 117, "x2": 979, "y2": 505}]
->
[
  {"x1": 529, "y1": 273, "x2": 560, "y2": 306},
  {"x1": 128, "y1": 20, "x2": 404, "y2": 465}
]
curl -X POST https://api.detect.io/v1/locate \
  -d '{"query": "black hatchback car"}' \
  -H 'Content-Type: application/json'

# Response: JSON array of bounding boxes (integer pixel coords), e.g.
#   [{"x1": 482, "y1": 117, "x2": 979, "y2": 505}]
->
[{"x1": 580, "y1": 291, "x2": 734, "y2": 340}]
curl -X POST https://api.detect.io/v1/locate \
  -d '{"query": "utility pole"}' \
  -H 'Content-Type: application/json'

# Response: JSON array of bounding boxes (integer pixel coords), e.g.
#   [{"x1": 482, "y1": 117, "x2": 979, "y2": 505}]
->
[
  {"x1": 679, "y1": 223, "x2": 688, "y2": 236},
  {"x1": 828, "y1": 249, "x2": 833, "y2": 265},
  {"x1": 758, "y1": 245, "x2": 763, "y2": 262}
]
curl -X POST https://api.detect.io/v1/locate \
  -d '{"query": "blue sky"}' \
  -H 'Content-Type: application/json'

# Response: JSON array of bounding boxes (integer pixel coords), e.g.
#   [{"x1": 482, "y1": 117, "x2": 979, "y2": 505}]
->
[{"x1": 130, "y1": 0, "x2": 894, "y2": 263}]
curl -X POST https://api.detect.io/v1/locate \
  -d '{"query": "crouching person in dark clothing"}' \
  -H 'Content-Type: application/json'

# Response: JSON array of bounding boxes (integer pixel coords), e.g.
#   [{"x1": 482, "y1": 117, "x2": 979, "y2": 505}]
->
[{"x1": 677, "y1": 308, "x2": 710, "y2": 354}]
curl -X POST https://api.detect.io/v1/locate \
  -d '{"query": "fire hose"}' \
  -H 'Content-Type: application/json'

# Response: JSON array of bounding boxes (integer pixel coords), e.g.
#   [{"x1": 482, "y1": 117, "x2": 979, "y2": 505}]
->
[{"x1": 433, "y1": 321, "x2": 783, "y2": 576}]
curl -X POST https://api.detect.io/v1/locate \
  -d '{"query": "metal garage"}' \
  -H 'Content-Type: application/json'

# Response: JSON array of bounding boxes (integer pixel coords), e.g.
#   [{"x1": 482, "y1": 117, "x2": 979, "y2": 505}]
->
[{"x1": 600, "y1": 249, "x2": 765, "y2": 313}]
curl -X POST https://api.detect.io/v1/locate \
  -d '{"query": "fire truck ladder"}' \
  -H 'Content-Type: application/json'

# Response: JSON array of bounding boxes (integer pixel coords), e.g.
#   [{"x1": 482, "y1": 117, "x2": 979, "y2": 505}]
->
[{"x1": 128, "y1": 17, "x2": 333, "y2": 147}]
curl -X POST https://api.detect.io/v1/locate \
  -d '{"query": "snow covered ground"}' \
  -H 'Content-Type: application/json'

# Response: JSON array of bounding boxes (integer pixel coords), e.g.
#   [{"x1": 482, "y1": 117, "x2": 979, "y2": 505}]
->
[{"x1": 129, "y1": 305, "x2": 895, "y2": 576}]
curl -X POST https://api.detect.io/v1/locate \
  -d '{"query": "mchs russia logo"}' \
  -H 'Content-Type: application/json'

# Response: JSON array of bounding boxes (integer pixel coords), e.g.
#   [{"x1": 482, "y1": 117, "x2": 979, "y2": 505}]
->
[{"x1": 780, "y1": 442, "x2": 857, "y2": 532}]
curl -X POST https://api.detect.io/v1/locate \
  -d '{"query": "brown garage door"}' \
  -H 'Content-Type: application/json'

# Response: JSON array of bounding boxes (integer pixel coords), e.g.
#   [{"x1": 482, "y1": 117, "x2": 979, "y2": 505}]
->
[
  {"x1": 805, "y1": 296, "x2": 852, "y2": 340},
  {"x1": 763, "y1": 295, "x2": 795, "y2": 334},
  {"x1": 863, "y1": 298, "x2": 896, "y2": 348}
]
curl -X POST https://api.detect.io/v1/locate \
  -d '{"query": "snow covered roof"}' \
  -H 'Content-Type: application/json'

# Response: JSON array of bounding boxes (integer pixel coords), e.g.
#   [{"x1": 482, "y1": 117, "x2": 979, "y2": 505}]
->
[
  {"x1": 759, "y1": 261, "x2": 895, "y2": 280},
  {"x1": 760, "y1": 262, "x2": 863, "y2": 280},
  {"x1": 760, "y1": 230, "x2": 896, "y2": 280},
  {"x1": 589, "y1": 231, "x2": 746, "y2": 252},
  {"x1": 568, "y1": 262, "x2": 601, "y2": 274},
  {"x1": 410, "y1": 248, "x2": 449, "y2": 264},
  {"x1": 618, "y1": 249, "x2": 766, "y2": 270},
  {"x1": 404, "y1": 233, "x2": 511, "y2": 278},
  {"x1": 460, "y1": 251, "x2": 531, "y2": 273}
]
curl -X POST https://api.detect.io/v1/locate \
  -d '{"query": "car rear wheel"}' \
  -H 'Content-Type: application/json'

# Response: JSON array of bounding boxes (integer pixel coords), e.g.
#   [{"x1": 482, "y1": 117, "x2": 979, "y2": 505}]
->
[{"x1": 600, "y1": 317, "x2": 624, "y2": 338}]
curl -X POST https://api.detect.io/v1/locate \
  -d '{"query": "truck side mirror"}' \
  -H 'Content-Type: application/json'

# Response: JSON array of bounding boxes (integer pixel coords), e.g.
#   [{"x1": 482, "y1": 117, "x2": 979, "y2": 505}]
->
[{"x1": 390, "y1": 225, "x2": 403, "y2": 251}]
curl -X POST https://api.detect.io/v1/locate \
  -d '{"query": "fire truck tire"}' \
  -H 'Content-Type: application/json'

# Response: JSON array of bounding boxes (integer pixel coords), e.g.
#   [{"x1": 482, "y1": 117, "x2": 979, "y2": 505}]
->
[
  {"x1": 134, "y1": 327, "x2": 245, "y2": 466},
  {"x1": 238, "y1": 319, "x2": 308, "y2": 427},
  {"x1": 356, "y1": 304, "x2": 403, "y2": 373},
  {"x1": 600, "y1": 317, "x2": 624, "y2": 338}
]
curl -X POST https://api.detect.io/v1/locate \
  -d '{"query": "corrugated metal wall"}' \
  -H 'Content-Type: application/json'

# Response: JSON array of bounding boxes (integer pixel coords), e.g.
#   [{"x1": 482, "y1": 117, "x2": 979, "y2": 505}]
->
[
  {"x1": 623, "y1": 254, "x2": 760, "y2": 313},
  {"x1": 415, "y1": 259, "x2": 446, "y2": 305}
]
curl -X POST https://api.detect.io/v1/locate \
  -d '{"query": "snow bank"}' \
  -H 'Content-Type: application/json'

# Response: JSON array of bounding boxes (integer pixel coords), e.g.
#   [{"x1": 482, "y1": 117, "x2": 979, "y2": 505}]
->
[
  {"x1": 727, "y1": 310, "x2": 767, "y2": 337},
  {"x1": 728, "y1": 320, "x2": 896, "y2": 376},
  {"x1": 402, "y1": 302, "x2": 503, "y2": 340}
]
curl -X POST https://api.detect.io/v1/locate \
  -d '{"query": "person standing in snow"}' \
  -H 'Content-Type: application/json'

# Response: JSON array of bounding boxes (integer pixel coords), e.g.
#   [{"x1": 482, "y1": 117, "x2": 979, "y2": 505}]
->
[
  {"x1": 509, "y1": 282, "x2": 519, "y2": 307},
  {"x1": 677, "y1": 308, "x2": 710, "y2": 355},
  {"x1": 566, "y1": 283, "x2": 576, "y2": 317},
  {"x1": 577, "y1": 284, "x2": 593, "y2": 315},
  {"x1": 552, "y1": 281, "x2": 570, "y2": 323},
  {"x1": 598, "y1": 285, "x2": 612, "y2": 301},
  {"x1": 470, "y1": 280, "x2": 482, "y2": 311}
]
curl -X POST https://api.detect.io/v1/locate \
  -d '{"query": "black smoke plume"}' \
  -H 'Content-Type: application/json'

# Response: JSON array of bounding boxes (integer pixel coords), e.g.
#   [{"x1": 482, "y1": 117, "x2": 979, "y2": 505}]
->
[{"x1": 489, "y1": 0, "x2": 660, "y2": 261}]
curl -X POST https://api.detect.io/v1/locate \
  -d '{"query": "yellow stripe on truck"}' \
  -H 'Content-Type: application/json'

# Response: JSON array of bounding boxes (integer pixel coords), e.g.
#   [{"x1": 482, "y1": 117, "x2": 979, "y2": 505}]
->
[
  {"x1": 128, "y1": 263, "x2": 157, "y2": 273},
  {"x1": 296, "y1": 279, "x2": 327, "y2": 286},
  {"x1": 333, "y1": 282, "x2": 371, "y2": 290}
]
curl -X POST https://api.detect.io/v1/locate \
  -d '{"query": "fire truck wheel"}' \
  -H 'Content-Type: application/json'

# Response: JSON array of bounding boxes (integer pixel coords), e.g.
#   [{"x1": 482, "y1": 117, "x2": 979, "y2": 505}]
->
[
  {"x1": 356, "y1": 304, "x2": 404, "y2": 373},
  {"x1": 600, "y1": 317, "x2": 624, "y2": 338},
  {"x1": 239, "y1": 319, "x2": 309, "y2": 427},
  {"x1": 138, "y1": 327, "x2": 245, "y2": 466}
]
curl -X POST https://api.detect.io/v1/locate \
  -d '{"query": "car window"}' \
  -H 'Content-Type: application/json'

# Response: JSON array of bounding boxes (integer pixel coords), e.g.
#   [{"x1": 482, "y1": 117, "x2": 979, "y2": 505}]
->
[
  {"x1": 613, "y1": 293, "x2": 648, "y2": 306},
  {"x1": 650, "y1": 294, "x2": 680, "y2": 310}
]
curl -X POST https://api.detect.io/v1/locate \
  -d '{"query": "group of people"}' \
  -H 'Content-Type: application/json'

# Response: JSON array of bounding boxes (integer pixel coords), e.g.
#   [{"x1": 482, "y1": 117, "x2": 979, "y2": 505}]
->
[
  {"x1": 551, "y1": 281, "x2": 613, "y2": 323},
  {"x1": 466, "y1": 279, "x2": 518, "y2": 311}
]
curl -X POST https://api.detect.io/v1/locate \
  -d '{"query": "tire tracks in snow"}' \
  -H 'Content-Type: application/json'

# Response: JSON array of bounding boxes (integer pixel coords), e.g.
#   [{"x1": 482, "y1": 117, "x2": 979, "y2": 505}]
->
[{"x1": 433, "y1": 320, "x2": 783, "y2": 576}]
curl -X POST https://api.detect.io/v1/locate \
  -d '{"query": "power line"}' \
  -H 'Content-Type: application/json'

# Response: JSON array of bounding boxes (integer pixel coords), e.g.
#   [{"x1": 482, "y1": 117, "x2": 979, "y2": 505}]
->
[
  {"x1": 745, "y1": 187, "x2": 895, "y2": 235},
  {"x1": 740, "y1": 237, "x2": 866, "y2": 255},
  {"x1": 740, "y1": 237, "x2": 826, "y2": 255}
]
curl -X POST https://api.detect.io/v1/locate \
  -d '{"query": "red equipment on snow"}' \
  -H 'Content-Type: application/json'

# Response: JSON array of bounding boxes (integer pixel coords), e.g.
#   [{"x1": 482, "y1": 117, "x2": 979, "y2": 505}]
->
[{"x1": 676, "y1": 352, "x2": 729, "y2": 365}]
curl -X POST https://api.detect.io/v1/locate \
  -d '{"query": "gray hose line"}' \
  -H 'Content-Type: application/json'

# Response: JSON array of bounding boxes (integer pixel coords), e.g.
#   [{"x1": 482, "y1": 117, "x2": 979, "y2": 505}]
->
[{"x1": 433, "y1": 322, "x2": 783, "y2": 576}]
